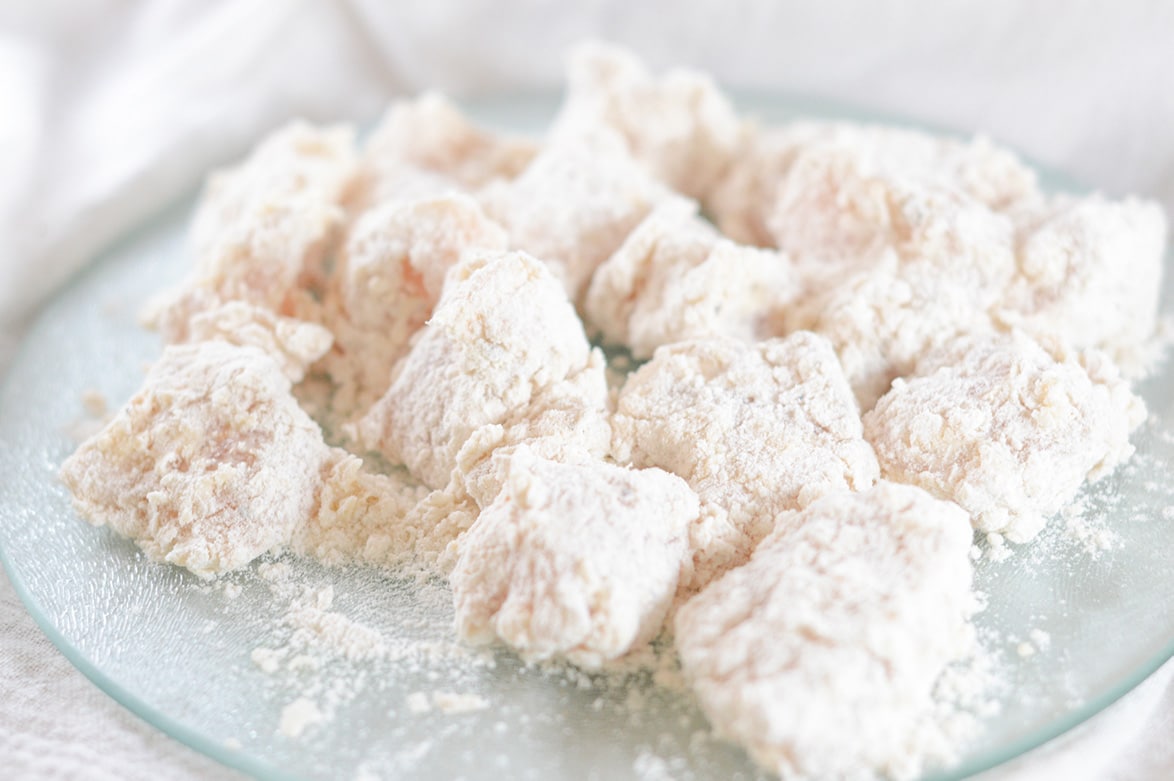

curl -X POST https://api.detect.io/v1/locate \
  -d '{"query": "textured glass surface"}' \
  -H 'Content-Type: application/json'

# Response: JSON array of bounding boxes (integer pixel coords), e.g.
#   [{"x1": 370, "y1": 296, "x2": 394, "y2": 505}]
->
[{"x1": 0, "y1": 95, "x2": 1171, "y2": 781}]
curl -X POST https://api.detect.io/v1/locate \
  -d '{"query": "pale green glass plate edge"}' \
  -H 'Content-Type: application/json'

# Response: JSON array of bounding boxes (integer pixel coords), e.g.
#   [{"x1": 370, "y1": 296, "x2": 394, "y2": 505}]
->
[{"x1": 0, "y1": 90, "x2": 1168, "y2": 781}]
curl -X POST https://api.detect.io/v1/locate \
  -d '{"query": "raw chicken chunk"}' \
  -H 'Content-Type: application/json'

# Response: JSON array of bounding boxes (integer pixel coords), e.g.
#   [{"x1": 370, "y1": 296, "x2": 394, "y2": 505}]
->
[
  {"x1": 450, "y1": 446, "x2": 699, "y2": 668},
  {"x1": 60, "y1": 341, "x2": 332, "y2": 579},
  {"x1": 354, "y1": 92, "x2": 538, "y2": 208},
  {"x1": 864, "y1": 331, "x2": 1145, "y2": 542},
  {"x1": 320, "y1": 194, "x2": 509, "y2": 414},
  {"x1": 479, "y1": 128, "x2": 669, "y2": 300},
  {"x1": 145, "y1": 122, "x2": 357, "y2": 341},
  {"x1": 612, "y1": 333, "x2": 879, "y2": 585},
  {"x1": 584, "y1": 198, "x2": 798, "y2": 359},
  {"x1": 355, "y1": 250, "x2": 607, "y2": 488},
  {"x1": 552, "y1": 41, "x2": 744, "y2": 199},
  {"x1": 675, "y1": 483, "x2": 975, "y2": 781},
  {"x1": 998, "y1": 195, "x2": 1168, "y2": 376}
]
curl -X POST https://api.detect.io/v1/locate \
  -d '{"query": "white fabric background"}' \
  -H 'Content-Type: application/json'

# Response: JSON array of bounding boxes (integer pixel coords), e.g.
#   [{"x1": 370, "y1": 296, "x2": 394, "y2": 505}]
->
[{"x1": 1, "y1": 1, "x2": 1171, "y2": 778}]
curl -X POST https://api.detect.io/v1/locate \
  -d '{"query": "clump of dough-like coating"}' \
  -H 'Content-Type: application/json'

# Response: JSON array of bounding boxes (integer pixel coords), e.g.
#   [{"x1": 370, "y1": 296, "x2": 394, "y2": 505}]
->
[
  {"x1": 552, "y1": 41, "x2": 744, "y2": 200},
  {"x1": 60, "y1": 341, "x2": 332, "y2": 579},
  {"x1": 998, "y1": 195, "x2": 1168, "y2": 376},
  {"x1": 145, "y1": 122, "x2": 357, "y2": 341},
  {"x1": 320, "y1": 194, "x2": 509, "y2": 415},
  {"x1": 584, "y1": 198, "x2": 798, "y2": 359},
  {"x1": 864, "y1": 331, "x2": 1145, "y2": 542},
  {"x1": 355, "y1": 250, "x2": 606, "y2": 489},
  {"x1": 479, "y1": 129, "x2": 669, "y2": 300},
  {"x1": 353, "y1": 92, "x2": 538, "y2": 208},
  {"x1": 675, "y1": 482, "x2": 975, "y2": 781},
  {"x1": 612, "y1": 333, "x2": 879, "y2": 585},
  {"x1": 451, "y1": 446, "x2": 699, "y2": 669}
]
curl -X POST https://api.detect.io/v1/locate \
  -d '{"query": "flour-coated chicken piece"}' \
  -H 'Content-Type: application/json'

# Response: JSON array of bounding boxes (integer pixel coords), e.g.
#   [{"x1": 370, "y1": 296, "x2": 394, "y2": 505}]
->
[
  {"x1": 552, "y1": 42, "x2": 744, "y2": 200},
  {"x1": 998, "y1": 194, "x2": 1167, "y2": 377},
  {"x1": 353, "y1": 92, "x2": 537, "y2": 209},
  {"x1": 451, "y1": 445, "x2": 698, "y2": 669},
  {"x1": 478, "y1": 128, "x2": 669, "y2": 300},
  {"x1": 585, "y1": 198, "x2": 799, "y2": 359},
  {"x1": 145, "y1": 122, "x2": 357, "y2": 341},
  {"x1": 321, "y1": 194, "x2": 509, "y2": 415},
  {"x1": 709, "y1": 122, "x2": 1038, "y2": 249},
  {"x1": 612, "y1": 333, "x2": 879, "y2": 587},
  {"x1": 675, "y1": 482, "x2": 975, "y2": 781},
  {"x1": 60, "y1": 341, "x2": 332, "y2": 578},
  {"x1": 864, "y1": 331, "x2": 1145, "y2": 542},
  {"x1": 355, "y1": 250, "x2": 605, "y2": 488}
]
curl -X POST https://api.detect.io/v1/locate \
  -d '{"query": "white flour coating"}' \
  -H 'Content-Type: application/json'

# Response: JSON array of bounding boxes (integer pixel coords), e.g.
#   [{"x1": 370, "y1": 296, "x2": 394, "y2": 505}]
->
[
  {"x1": 184, "y1": 301, "x2": 333, "y2": 383},
  {"x1": 58, "y1": 43, "x2": 1170, "y2": 781},
  {"x1": 319, "y1": 194, "x2": 509, "y2": 415},
  {"x1": 553, "y1": 41, "x2": 744, "y2": 200},
  {"x1": 674, "y1": 483, "x2": 976, "y2": 781},
  {"x1": 60, "y1": 341, "x2": 331, "y2": 578},
  {"x1": 997, "y1": 194, "x2": 1168, "y2": 376},
  {"x1": 451, "y1": 350, "x2": 612, "y2": 510},
  {"x1": 355, "y1": 250, "x2": 604, "y2": 489},
  {"x1": 450, "y1": 446, "x2": 698, "y2": 668},
  {"x1": 612, "y1": 333, "x2": 879, "y2": 587},
  {"x1": 353, "y1": 92, "x2": 537, "y2": 210},
  {"x1": 584, "y1": 197, "x2": 799, "y2": 359},
  {"x1": 478, "y1": 127, "x2": 669, "y2": 300},
  {"x1": 864, "y1": 331, "x2": 1145, "y2": 542},
  {"x1": 143, "y1": 122, "x2": 357, "y2": 342}
]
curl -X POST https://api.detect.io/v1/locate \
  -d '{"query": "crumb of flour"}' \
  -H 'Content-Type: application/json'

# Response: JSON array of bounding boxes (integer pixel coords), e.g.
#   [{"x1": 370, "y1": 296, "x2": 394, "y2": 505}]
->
[
  {"x1": 80, "y1": 389, "x2": 107, "y2": 417},
  {"x1": 279, "y1": 697, "x2": 324, "y2": 738},
  {"x1": 63, "y1": 389, "x2": 111, "y2": 442},
  {"x1": 59, "y1": 40, "x2": 1170, "y2": 781}
]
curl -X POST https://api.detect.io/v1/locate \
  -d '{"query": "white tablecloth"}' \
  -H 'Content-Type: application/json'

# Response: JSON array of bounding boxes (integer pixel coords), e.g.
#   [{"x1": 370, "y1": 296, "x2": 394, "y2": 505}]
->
[{"x1": 1, "y1": 2, "x2": 1172, "y2": 778}]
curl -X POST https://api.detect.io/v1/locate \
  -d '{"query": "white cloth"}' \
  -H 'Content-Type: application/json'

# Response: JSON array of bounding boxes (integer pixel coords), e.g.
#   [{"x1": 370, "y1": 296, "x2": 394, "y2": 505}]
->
[{"x1": 0, "y1": 1, "x2": 1171, "y2": 778}]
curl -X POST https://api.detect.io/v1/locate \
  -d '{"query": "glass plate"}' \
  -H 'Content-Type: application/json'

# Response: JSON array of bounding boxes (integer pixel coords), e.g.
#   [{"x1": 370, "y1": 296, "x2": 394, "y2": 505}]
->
[{"x1": 1, "y1": 94, "x2": 1172, "y2": 781}]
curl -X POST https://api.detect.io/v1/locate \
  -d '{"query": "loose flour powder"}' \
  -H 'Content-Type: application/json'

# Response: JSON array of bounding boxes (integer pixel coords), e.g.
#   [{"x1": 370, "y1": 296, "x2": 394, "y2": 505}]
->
[{"x1": 59, "y1": 42, "x2": 1169, "y2": 781}]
